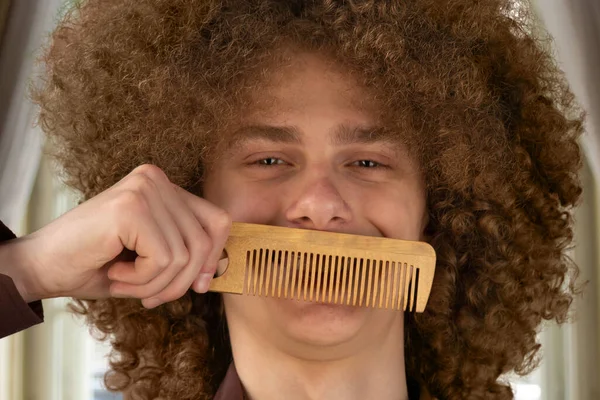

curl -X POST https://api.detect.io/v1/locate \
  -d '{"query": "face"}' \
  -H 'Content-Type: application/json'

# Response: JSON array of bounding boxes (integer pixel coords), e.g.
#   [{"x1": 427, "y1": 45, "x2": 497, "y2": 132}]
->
[{"x1": 203, "y1": 53, "x2": 428, "y2": 358}]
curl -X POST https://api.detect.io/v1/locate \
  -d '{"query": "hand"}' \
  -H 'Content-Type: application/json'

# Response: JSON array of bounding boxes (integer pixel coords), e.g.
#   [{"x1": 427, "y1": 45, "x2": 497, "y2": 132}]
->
[{"x1": 1, "y1": 164, "x2": 231, "y2": 308}]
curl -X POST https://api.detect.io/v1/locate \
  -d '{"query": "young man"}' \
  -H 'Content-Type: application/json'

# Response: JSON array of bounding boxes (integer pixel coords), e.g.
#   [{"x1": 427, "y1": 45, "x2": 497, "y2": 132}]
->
[{"x1": 0, "y1": 0, "x2": 584, "y2": 399}]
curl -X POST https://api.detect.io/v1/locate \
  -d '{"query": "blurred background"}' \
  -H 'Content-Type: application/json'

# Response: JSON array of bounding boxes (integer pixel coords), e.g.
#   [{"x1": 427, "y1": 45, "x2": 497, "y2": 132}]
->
[{"x1": 0, "y1": 0, "x2": 598, "y2": 399}]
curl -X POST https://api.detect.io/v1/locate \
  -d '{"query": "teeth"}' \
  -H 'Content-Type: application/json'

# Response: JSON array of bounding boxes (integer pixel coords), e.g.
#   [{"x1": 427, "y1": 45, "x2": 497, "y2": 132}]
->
[{"x1": 243, "y1": 249, "x2": 414, "y2": 310}]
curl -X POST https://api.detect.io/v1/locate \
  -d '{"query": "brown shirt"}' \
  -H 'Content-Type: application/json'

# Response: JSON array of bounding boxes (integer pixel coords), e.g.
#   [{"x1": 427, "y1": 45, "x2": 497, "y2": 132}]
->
[
  {"x1": 0, "y1": 220, "x2": 44, "y2": 338},
  {"x1": 214, "y1": 364, "x2": 245, "y2": 400},
  {"x1": 214, "y1": 363, "x2": 425, "y2": 400}
]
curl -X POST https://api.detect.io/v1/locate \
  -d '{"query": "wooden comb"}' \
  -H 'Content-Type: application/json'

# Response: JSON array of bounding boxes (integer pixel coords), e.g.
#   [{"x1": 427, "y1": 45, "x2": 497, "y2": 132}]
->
[{"x1": 209, "y1": 223, "x2": 436, "y2": 312}]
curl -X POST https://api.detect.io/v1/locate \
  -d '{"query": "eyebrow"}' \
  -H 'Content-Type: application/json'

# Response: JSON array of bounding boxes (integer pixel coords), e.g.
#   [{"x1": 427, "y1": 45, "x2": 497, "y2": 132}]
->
[
  {"x1": 227, "y1": 125, "x2": 302, "y2": 148},
  {"x1": 227, "y1": 123, "x2": 400, "y2": 148},
  {"x1": 331, "y1": 124, "x2": 398, "y2": 146}
]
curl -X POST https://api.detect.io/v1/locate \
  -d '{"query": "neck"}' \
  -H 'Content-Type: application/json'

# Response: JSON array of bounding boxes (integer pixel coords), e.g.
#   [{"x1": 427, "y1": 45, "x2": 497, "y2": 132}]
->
[{"x1": 227, "y1": 309, "x2": 408, "y2": 400}]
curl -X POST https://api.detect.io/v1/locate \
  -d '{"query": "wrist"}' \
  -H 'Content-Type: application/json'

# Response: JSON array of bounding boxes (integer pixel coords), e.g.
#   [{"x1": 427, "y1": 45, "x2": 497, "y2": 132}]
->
[{"x1": 0, "y1": 235, "x2": 47, "y2": 303}]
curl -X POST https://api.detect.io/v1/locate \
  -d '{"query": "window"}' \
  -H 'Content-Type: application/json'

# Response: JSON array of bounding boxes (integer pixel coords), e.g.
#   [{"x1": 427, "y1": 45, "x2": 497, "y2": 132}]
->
[{"x1": 22, "y1": 154, "x2": 122, "y2": 400}]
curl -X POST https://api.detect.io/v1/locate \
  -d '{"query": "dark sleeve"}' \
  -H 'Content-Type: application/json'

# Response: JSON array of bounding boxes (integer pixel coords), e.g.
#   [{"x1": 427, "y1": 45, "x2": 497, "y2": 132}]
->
[{"x1": 0, "y1": 220, "x2": 44, "y2": 339}]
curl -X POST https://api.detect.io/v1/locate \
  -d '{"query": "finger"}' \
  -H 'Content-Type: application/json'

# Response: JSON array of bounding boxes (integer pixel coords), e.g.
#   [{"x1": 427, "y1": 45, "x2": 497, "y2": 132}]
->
[
  {"x1": 109, "y1": 255, "x2": 179, "y2": 300},
  {"x1": 109, "y1": 192, "x2": 173, "y2": 284},
  {"x1": 110, "y1": 181, "x2": 189, "y2": 285},
  {"x1": 192, "y1": 255, "x2": 229, "y2": 293},
  {"x1": 111, "y1": 226, "x2": 211, "y2": 304},
  {"x1": 128, "y1": 184, "x2": 215, "y2": 305},
  {"x1": 140, "y1": 240, "x2": 209, "y2": 308},
  {"x1": 176, "y1": 186, "x2": 231, "y2": 291}
]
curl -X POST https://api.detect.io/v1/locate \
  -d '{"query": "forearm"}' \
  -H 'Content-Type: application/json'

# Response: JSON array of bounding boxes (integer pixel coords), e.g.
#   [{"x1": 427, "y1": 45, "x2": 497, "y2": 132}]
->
[{"x1": 0, "y1": 236, "x2": 42, "y2": 303}]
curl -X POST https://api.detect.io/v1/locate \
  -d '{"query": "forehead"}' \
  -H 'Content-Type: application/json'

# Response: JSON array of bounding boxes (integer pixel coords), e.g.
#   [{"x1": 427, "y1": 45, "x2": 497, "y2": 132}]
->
[
  {"x1": 214, "y1": 51, "x2": 416, "y2": 160},
  {"x1": 242, "y1": 52, "x2": 377, "y2": 119}
]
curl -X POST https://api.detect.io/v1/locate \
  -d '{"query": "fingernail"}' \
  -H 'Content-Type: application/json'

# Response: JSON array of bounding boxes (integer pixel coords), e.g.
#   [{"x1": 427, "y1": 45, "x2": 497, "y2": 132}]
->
[
  {"x1": 144, "y1": 298, "x2": 162, "y2": 309},
  {"x1": 196, "y1": 273, "x2": 214, "y2": 293}
]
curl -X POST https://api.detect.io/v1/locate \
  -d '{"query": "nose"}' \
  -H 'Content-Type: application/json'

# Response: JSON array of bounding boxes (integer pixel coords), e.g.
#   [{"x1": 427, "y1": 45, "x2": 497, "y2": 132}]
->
[{"x1": 285, "y1": 175, "x2": 352, "y2": 230}]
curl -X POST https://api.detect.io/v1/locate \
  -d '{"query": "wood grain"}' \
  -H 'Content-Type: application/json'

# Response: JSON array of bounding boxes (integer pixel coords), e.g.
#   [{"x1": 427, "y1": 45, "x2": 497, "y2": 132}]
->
[{"x1": 209, "y1": 222, "x2": 436, "y2": 312}]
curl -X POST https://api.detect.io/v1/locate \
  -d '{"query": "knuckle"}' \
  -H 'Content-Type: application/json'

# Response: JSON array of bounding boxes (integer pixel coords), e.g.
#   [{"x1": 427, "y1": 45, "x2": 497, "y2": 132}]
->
[
  {"x1": 112, "y1": 190, "x2": 149, "y2": 215},
  {"x1": 185, "y1": 228, "x2": 211, "y2": 263},
  {"x1": 154, "y1": 250, "x2": 173, "y2": 271},
  {"x1": 203, "y1": 263, "x2": 218, "y2": 275},
  {"x1": 136, "y1": 274, "x2": 154, "y2": 285},
  {"x1": 128, "y1": 173, "x2": 156, "y2": 194},
  {"x1": 172, "y1": 248, "x2": 190, "y2": 268},
  {"x1": 213, "y1": 210, "x2": 232, "y2": 233},
  {"x1": 134, "y1": 164, "x2": 168, "y2": 183},
  {"x1": 197, "y1": 233, "x2": 213, "y2": 256}
]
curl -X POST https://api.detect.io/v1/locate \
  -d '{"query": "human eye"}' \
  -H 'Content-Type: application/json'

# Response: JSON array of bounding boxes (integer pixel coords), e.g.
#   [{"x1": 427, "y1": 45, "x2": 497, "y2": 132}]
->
[
  {"x1": 350, "y1": 159, "x2": 389, "y2": 169},
  {"x1": 250, "y1": 157, "x2": 288, "y2": 167}
]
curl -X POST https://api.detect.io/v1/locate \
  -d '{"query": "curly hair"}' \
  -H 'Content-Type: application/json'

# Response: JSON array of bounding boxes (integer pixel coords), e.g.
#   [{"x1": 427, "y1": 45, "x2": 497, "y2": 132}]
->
[{"x1": 32, "y1": 0, "x2": 584, "y2": 398}]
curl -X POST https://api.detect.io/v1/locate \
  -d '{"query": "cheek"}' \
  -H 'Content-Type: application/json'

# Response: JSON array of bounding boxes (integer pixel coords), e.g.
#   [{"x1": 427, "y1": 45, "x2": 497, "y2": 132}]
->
[
  {"x1": 205, "y1": 175, "x2": 282, "y2": 223},
  {"x1": 362, "y1": 186, "x2": 427, "y2": 241}
]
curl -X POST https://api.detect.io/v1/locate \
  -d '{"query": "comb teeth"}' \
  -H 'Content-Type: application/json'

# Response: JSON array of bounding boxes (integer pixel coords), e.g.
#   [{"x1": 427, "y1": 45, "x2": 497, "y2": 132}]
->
[{"x1": 242, "y1": 249, "x2": 421, "y2": 311}]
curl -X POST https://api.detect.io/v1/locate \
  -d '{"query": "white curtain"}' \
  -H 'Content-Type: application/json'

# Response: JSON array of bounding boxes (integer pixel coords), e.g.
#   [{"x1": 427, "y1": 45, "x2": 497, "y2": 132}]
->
[
  {"x1": 0, "y1": 2, "x2": 68, "y2": 400},
  {"x1": 0, "y1": 0, "x2": 64, "y2": 233},
  {"x1": 532, "y1": 3, "x2": 600, "y2": 400},
  {"x1": 534, "y1": 0, "x2": 600, "y2": 182}
]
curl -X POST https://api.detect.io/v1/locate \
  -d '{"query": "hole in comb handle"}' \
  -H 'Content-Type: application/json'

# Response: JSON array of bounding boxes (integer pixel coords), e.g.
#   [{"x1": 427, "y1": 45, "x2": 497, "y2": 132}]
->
[{"x1": 215, "y1": 250, "x2": 229, "y2": 277}]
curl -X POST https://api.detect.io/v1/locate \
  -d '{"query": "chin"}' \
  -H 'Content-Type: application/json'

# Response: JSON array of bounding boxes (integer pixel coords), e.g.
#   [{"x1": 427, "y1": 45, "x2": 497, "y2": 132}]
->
[{"x1": 267, "y1": 297, "x2": 373, "y2": 347}]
